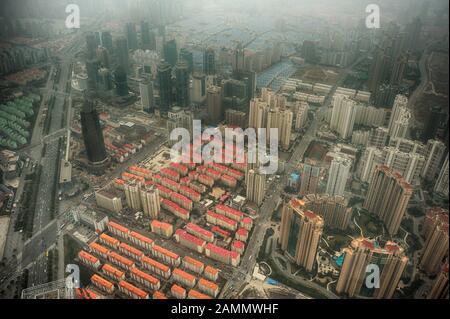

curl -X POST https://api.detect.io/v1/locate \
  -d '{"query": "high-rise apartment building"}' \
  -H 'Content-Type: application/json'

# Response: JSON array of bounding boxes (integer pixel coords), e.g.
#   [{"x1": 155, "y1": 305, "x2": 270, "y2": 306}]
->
[
  {"x1": 427, "y1": 263, "x2": 449, "y2": 299},
  {"x1": 124, "y1": 180, "x2": 142, "y2": 211},
  {"x1": 363, "y1": 165, "x2": 413, "y2": 236},
  {"x1": 330, "y1": 95, "x2": 357, "y2": 139},
  {"x1": 421, "y1": 140, "x2": 446, "y2": 181},
  {"x1": 279, "y1": 198, "x2": 323, "y2": 272},
  {"x1": 206, "y1": 86, "x2": 223, "y2": 124},
  {"x1": 326, "y1": 156, "x2": 352, "y2": 196},
  {"x1": 388, "y1": 95, "x2": 410, "y2": 139},
  {"x1": 140, "y1": 184, "x2": 160, "y2": 219},
  {"x1": 246, "y1": 169, "x2": 266, "y2": 206},
  {"x1": 301, "y1": 194, "x2": 352, "y2": 230},
  {"x1": 336, "y1": 238, "x2": 408, "y2": 298},
  {"x1": 299, "y1": 163, "x2": 321, "y2": 196},
  {"x1": 434, "y1": 154, "x2": 449, "y2": 197},
  {"x1": 420, "y1": 207, "x2": 449, "y2": 276}
]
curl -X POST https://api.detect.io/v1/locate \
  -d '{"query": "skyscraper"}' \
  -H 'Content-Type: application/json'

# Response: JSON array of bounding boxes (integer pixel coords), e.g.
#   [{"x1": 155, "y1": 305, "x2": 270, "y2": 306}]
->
[
  {"x1": 179, "y1": 48, "x2": 194, "y2": 73},
  {"x1": 279, "y1": 198, "x2": 323, "y2": 272},
  {"x1": 140, "y1": 21, "x2": 152, "y2": 50},
  {"x1": 206, "y1": 85, "x2": 223, "y2": 124},
  {"x1": 427, "y1": 263, "x2": 449, "y2": 299},
  {"x1": 420, "y1": 207, "x2": 449, "y2": 276},
  {"x1": 80, "y1": 94, "x2": 108, "y2": 165},
  {"x1": 388, "y1": 95, "x2": 410, "y2": 138},
  {"x1": 140, "y1": 80, "x2": 154, "y2": 112},
  {"x1": 164, "y1": 39, "x2": 178, "y2": 67},
  {"x1": 174, "y1": 60, "x2": 190, "y2": 108},
  {"x1": 86, "y1": 32, "x2": 98, "y2": 60},
  {"x1": 326, "y1": 156, "x2": 352, "y2": 196},
  {"x1": 434, "y1": 154, "x2": 449, "y2": 197},
  {"x1": 246, "y1": 169, "x2": 266, "y2": 206},
  {"x1": 421, "y1": 139, "x2": 446, "y2": 181},
  {"x1": 203, "y1": 48, "x2": 215, "y2": 75},
  {"x1": 330, "y1": 95, "x2": 357, "y2": 139},
  {"x1": 125, "y1": 22, "x2": 138, "y2": 50},
  {"x1": 113, "y1": 67, "x2": 128, "y2": 96},
  {"x1": 86, "y1": 59, "x2": 99, "y2": 90},
  {"x1": 336, "y1": 238, "x2": 408, "y2": 298},
  {"x1": 299, "y1": 162, "x2": 321, "y2": 196},
  {"x1": 301, "y1": 40, "x2": 318, "y2": 63},
  {"x1": 101, "y1": 31, "x2": 113, "y2": 53},
  {"x1": 157, "y1": 60, "x2": 173, "y2": 114},
  {"x1": 115, "y1": 37, "x2": 129, "y2": 73},
  {"x1": 191, "y1": 73, "x2": 206, "y2": 104},
  {"x1": 363, "y1": 165, "x2": 413, "y2": 236}
]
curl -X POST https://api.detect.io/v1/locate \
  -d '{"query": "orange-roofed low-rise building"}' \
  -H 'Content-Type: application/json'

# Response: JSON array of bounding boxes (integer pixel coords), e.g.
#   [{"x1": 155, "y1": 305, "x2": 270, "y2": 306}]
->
[
  {"x1": 118, "y1": 280, "x2": 150, "y2": 299},
  {"x1": 78, "y1": 250, "x2": 101, "y2": 269},
  {"x1": 129, "y1": 267, "x2": 161, "y2": 290},
  {"x1": 236, "y1": 228, "x2": 249, "y2": 242},
  {"x1": 119, "y1": 242, "x2": 144, "y2": 260},
  {"x1": 101, "y1": 263, "x2": 126, "y2": 281},
  {"x1": 107, "y1": 221, "x2": 130, "y2": 239},
  {"x1": 141, "y1": 256, "x2": 171, "y2": 279},
  {"x1": 107, "y1": 251, "x2": 135, "y2": 270},
  {"x1": 172, "y1": 268, "x2": 197, "y2": 288},
  {"x1": 150, "y1": 220, "x2": 174, "y2": 238},
  {"x1": 91, "y1": 274, "x2": 114, "y2": 294},
  {"x1": 205, "y1": 243, "x2": 240, "y2": 266},
  {"x1": 171, "y1": 284, "x2": 187, "y2": 299},
  {"x1": 188, "y1": 289, "x2": 211, "y2": 299},
  {"x1": 89, "y1": 242, "x2": 110, "y2": 259},
  {"x1": 153, "y1": 291, "x2": 168, "y2": 299},
  {"x1": 186, "y1": 223, "x2": 215, "y2": 243},
  {"x1": 197, "y1": 278, "x2": 220, "y2": 297},
  {"x1": 129, "y1": 231, "x2": 154, "y2": 251},
  {"x1": 206, "y1": 211, "x2": 238, "y2": 231},
  {"x1": 175, "y1": 229, "x2": 206, "y2": 253},
  {"x1": 151, "y1": 244, "x2": 181, "y2": 267},
  {"x1": 99, "y1": 233, "x2": 120, "y2": 249},
  {"x1": 182, "y1": 256, "x2": 205, "y2": 274},
  {"x1": 204, "y1": 266, "x2": 219, "y2": 281}
]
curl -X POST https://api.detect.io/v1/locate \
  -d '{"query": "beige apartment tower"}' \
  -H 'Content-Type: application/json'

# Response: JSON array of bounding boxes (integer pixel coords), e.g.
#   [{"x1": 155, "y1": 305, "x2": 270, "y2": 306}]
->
[
  {"x1": 140, "y1": 184, "x2": 161, "y2": 218},
  {"x1": 363, "y1": 165, "x2": 413, "y2": 236},
  {"x1": 279, "y1": 198, "x2": 323, "y2": 272},
  {"x1": 336, "y1": 238, "x2": 408, "y2": 298}
]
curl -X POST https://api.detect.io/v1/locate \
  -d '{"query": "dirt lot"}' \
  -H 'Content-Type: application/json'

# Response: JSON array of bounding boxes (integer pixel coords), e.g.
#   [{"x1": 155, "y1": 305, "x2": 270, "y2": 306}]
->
[{"x1": 292, "y1": 65, "x2": 343, "y2": 86}]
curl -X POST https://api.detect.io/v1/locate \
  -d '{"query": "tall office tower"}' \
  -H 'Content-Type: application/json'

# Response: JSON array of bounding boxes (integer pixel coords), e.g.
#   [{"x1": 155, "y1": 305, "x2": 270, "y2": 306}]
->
[
  {"x1": 124, "y1": 180, "x2": 142, "y2": 211},
  {"x1": 96, "y1": 47, "x2": 110, "y2": 68},
  {"x1": 422, "y1": 140, "x2": 446, "y2": 181},
  {"x1": 301, "y1": 194, "x2": 352, "y2": 230},
  {"x1": 203, "y1": 48, "x2": 216, "y2": 75},
  {"x1": 336, "y1": 238, "x2": 408, "y2": 298},
  {"x1": 86, "y1": 32, "x2": 98, "y2": 60},
  {"x1": 295, "y1": 102, "x2": 309, "y2": 130},
  {"x1": 234, "y1": 70, "x2": 257, "y2": 101},
  {"x1": 101, "y1": 31, "x2": 113, "y2": 53},
  {"x1": 330, "y1": 95, "x2": 357, "y2": 139},
  {"x1": 113, "y1": 67, "x2": 128, "y2": 96},
  {"x1": 179, "y1": 48, "x2": 194, "y2": 73},
  {"x1": 420, "y1": 207, "x2": 449, "y2": 275},
  {"x1": 157, "y1": 60, "x2": 173, "y2": 114},
  {"x1": 140, "y1": 184, "x2": 160, "y2": 218},
  {"x1": 225, "y1": 109, "x2": 247, "y2": 128},
  {"x1": 427, "y1": 263, "x2": 449, "y2": 299},
  {"x1": 125, "y1": 22, "x2": 138, "y2": 50},
  {"x1": 233, "y1": 43, "x2": 245, "y2": 73},
  {"x1": 174, "y1": 61, "x2": 190, "y2": 108},
  {"x1": 191, "y1": 73, "x2": 206, "y2": 104},
  {"x1": 80, "y1": 95, "x2": 108, "y2": 165},
  {"x1": 368, "y1": 127, "x2": 388, "y2": 148},
  {"x1": 98, "y1": 68, "x2": 113, "y2": 91},
  {"x1": 390, "y1": 53, "x2": 408, "y2": 85},
  {"x1": 279, "y1": 198, "x2": 323, "y2": 272},
  {"x1": 301, "y1": 40, "x2": 318, "y2": 63},
  {"x1": 115, "y1": 37, "x2": 130, "y2": 73},
  {"x1": 299, "y1": 162, "x2": 321, "y2": 196},
  {"x1": 140, "y1": 21, "x2": 152, "y2": 50},
  {"x1": 246, "y1": 169, "x2": 266, "y2": 206},
  {"x1": 86, "y1": 59, "x2": 99, "y2": 90},
  {"x1": 363, "y1": 165, "x2": 413, "y2": 236},
  {"x1": 140, "y1": 80, "x2": 154, "y2": 112},
  {"x1": 164, "y1": 39, "x2": 178, "y2": 67},
  {"x1": 367, "y1": 47, "x2": 390, "y2": 97},
  {"x1": 326, "y1": 156, "x2": 352, "y2": 196},
  {"x1": 434, "y1": 154, "x2": 449, "y2": 197},
  {"x1": 358, "y1": 147, "x2": 384, "y2": 183},
  {"x1": 207, "y1": 85, "x2": 223, "y2": 124}
]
